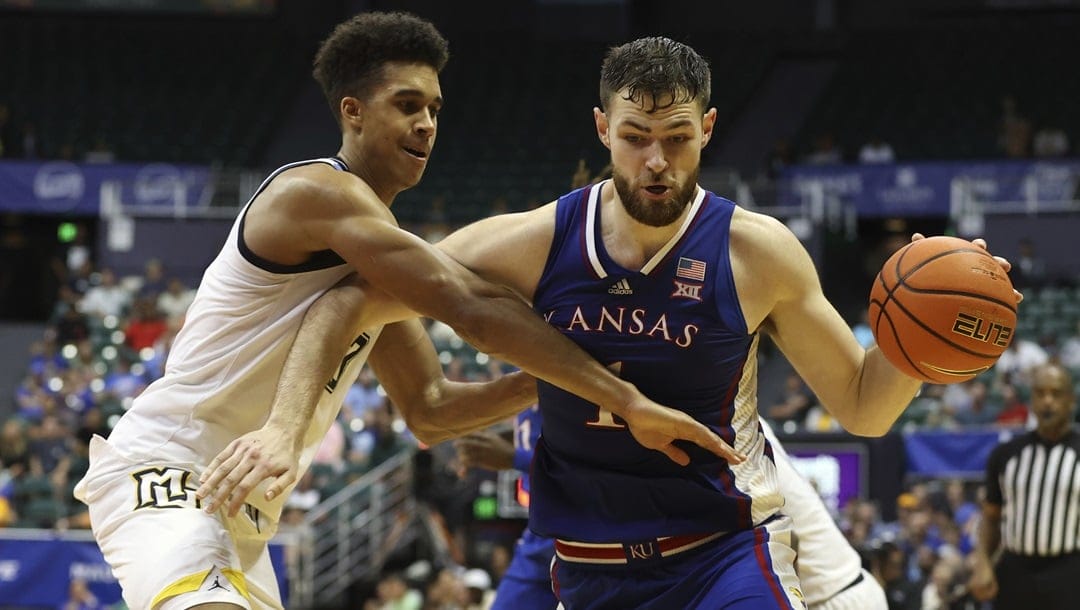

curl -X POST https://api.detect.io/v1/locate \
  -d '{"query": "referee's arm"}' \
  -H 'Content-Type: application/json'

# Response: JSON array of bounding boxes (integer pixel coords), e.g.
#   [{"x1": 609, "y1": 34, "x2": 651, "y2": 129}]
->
[{"x1": 969, "y1": 446, "x2": 1006, "y2": 602}]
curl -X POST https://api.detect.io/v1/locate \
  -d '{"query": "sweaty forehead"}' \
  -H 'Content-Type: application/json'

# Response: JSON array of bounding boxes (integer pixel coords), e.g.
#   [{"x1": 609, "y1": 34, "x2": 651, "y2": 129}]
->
[{"x1": 607, "y1": 95, "x2": 701, "y2": 129}]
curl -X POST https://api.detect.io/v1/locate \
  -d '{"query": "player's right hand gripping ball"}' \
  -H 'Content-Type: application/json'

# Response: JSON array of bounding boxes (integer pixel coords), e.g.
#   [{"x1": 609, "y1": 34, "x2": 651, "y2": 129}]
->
[{"x1": 868, "y1": 236, "x2": 1017, "y2": 384}]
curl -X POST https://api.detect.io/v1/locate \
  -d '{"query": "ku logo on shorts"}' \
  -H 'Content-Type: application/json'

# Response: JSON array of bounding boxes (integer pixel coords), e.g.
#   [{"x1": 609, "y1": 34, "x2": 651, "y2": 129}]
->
[{"x1": 132, "y1": 467, "x2": 201, "y2": 510}]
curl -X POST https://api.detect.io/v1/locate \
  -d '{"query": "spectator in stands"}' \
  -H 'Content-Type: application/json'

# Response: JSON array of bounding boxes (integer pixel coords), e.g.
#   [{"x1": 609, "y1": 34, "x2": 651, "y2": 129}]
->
[
  {"x1": 19, "y1": 120, "x2": 37, "y2": 159},
  {"x1": 995, "y1": 337, "x2": 1049, "y2": 387},
  {"x1": 765, "y1": 370, "x2": 816, "y2": 429},
  {"x1": 368, "y1": 570, "x2": 425, "y2": 610},
  {"x1": 135, "y1": 257, "x2": 168, "y2": 301},
  {"x1": 51, "y1": 287, "x2": 91, "y2": 345},
  {"x1": 103, "y1": 356, "x2": 147, "y2": 404},
  {"x1": 155, "y1": 277, "x2": 195, "y2": 323},
  {"x1": 28, "y1": 413, "x2": 73, "y2": 481},
  {"x1": 343, "y1": 367, "x2": 388, "y2": 422},
  {"x1": 1012, "y1": 237, "x2": 1047, "y2": 290},
  {"x1": 78, "y1": 267, "x2": 131, "y2": 320},
  {"x1": 951, "y1": 379, "x2": 1000, "y2": 426},
  {"x1": 870, "y1": 541, "x2": 921, "y2": 610},
  {"x1": 993, "y1": 382, "x2": 1029, "y2": 428},
  {"x1": 0, "y1": 103, "x2": 11, "y2": 158},
  {"x1": 996, "y1": 95, "x2": 1032, "y2": 158},
  {"x1": 122, "y1": 296, "x2": 167, "y2": 352},
  {"x1": 859, "y1": 136, "x2": 896, "y2": 164},
  {"x1": 0, "y1": 419, "x2": 31, "y2": 481},
  {"x1": 969, "y1": 363, "x2": 1080, "y2": 609},
  {"x1": 762, "y1": 138, "x2": 794, "y2": 180},
  {"x1": 1058, "y1": 320, "x2": 1080, "y2": 371},
  {"x1": 805, "y1": 132, "x2": 843, "y2": 164},
  {"x1": 1032, "y1": 123, "x2": 1069, "y2": 158},
  {"x1": 83, "y1": 136, "x2": 115, "y2": 164},
  {"x1": 463, "y1": 567, "x2": 494, "y2": 610}
]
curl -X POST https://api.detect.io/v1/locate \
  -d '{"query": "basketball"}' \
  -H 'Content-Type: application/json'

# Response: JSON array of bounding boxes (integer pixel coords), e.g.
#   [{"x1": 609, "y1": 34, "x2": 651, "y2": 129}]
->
[{"x1": 868, "y1": 236, "x2": 1017, "y2": 384}]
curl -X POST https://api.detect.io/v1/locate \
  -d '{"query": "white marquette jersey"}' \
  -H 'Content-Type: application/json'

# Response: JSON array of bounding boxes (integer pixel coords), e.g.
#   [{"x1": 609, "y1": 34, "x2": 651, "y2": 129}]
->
[
  {"x1": 760, "y1": 417, "x2": 863, "y2": 606},
  {"x1": 104, "y1": 157, "x2": 380, "y2": 520}
]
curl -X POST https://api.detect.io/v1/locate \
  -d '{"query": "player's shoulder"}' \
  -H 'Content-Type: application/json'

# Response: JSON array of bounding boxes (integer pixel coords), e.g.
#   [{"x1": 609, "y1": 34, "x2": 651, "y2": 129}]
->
[
  {"x1": 260, "y1": 162, "x2": 383, "y2": 217},
  {"x1": 729, "y1": 207, "x2": 807, "y2": 271}
]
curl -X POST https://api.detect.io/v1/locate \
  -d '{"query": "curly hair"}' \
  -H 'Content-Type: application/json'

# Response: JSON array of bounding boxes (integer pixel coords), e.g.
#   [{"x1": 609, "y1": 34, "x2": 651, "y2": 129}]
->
[
  {"x1": 313, "y1": 11, "x2": 449, "y2": 120},
  {"x1": 599, "y1": 36, "x2": 711, "y2": 113}
]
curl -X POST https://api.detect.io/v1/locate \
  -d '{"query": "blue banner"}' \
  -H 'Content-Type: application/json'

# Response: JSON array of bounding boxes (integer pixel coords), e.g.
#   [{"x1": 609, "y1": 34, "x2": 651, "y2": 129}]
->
[
  {"x1": 0, "y1": 534, "x2": 288, "y2": 607},
  {"x1": 0, "y1": 160, "x2": 211, "y2": 216},
  {"x1": 902, "y1": 429, "x2": 1007, "y2": 477},
  {"x1": 781, "y1": 159, "x2": 1080, "y2": 217}
]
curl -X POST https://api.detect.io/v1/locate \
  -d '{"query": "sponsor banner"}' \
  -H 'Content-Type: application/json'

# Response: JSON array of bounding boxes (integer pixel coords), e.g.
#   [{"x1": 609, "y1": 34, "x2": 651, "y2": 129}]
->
[
  {"x1": 781, "y1": 159, "x2": 1080, "y2": 217},
  {"x1": 0, "y1": 160, "x2": 211, "y2": 216},
  {"x1": 0, "y1": 535, "x2": 288, "y2": 606}
]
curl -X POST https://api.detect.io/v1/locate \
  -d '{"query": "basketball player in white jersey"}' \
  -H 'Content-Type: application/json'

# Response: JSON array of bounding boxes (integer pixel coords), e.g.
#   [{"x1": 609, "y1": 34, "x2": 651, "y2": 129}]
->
[
  {"x1": 759, "y1": 419, "x2": 888, "y2": 610},
  {"x1": 73, "y1": 13, "x2": 737, "y2": 610}
]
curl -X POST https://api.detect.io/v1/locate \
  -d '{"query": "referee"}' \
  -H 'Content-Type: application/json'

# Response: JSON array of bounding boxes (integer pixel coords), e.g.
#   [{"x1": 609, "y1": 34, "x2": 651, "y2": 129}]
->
[{"x1": 969, "y1": 363, "x2": 1080, "y2": 609}]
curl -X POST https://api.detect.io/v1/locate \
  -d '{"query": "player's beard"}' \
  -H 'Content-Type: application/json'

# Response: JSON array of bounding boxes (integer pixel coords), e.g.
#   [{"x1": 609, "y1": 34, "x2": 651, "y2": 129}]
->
[{"x1": 612, "y1": 166, "x2": 699, "y2": 227}]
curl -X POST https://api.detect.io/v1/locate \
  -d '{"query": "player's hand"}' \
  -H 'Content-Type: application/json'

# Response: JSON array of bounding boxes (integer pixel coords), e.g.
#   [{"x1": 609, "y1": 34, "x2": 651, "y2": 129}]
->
[
  {"x1": 911, "y1": 233, "x2": 1023, "y2": 303},
  {"x1": 621, "y1": 396, "x2": 746, "y2": 466},
  {"x1": 453, "y1": 431, "x2": 514, "y2": 476},
  {"x1": 967, "y1": 556, "x2": 998, "y2": 601},
  {"x1": 195, "y1": 425, "x2": 300, "y2": 517}
]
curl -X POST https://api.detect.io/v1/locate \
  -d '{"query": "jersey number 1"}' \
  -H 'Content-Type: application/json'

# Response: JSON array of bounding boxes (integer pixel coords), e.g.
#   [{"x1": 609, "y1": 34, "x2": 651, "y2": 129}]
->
[{"x1": 585, "y1": 361, "x2": 627, "y2": 429}]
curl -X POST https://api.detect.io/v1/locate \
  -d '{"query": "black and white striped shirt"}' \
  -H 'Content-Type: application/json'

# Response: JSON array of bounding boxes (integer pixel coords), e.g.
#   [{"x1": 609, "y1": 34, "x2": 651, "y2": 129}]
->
[{"x1": 985, "y1": 428, "x2": 1080, "y2": 556}]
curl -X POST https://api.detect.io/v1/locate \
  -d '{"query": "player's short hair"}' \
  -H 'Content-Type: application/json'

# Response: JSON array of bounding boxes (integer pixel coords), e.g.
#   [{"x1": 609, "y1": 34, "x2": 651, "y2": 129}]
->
[
  {"x1": 313, "y1": 11, "x2": 449, "y2": 120},
  {"x1": 599, "y1": 36, "x2": 711, "y2": 113}
]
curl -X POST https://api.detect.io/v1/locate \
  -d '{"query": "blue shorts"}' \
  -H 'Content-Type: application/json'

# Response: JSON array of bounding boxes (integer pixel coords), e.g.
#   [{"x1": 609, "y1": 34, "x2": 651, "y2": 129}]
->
[
  {"x1": 491, "y1": 529, "x2": 558, "y2": 610},
  {"x1": 550, "y1": 515, "x2": 804, "y2": 610}
]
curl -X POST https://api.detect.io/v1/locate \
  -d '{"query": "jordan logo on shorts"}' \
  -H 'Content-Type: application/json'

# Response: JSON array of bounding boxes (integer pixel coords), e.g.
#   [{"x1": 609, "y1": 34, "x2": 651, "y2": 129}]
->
[{"x1": 208, "y1": 576, "x2": 230, "y2": 592}]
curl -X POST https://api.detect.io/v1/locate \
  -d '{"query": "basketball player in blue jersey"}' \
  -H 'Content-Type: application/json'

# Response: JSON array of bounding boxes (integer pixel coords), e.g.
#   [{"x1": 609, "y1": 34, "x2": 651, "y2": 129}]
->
[
  {"x1": 75, "y1": 14, "x2": 736, "y2": 610},
  {"x1": 198, "y1": 31, "x2": 1017, "y2": 610},
  {"x1": 429, "y1": 37, "x2": 1018, "y2": 609}
]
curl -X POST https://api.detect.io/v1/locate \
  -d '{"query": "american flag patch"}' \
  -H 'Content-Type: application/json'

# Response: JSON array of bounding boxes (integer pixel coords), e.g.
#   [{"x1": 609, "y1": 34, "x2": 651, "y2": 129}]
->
[{"x1": 676, "y1": 257, "x2": 706, "y2": 282}]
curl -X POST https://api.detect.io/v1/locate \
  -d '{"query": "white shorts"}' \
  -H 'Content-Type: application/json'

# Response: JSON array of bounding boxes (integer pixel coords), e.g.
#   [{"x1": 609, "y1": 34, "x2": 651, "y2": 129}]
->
[
  {"x1": 811, "y1": 569, "x2": 888, "y2": 610},
  {"x1": 74, "y1": 435, "x2": 283, "y2": 610}
]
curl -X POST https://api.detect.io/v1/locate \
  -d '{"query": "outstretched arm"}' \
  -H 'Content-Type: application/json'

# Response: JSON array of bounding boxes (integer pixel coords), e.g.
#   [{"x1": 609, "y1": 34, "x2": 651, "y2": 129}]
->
[
  {"x1": 264, "y1": 167, "x2": 734, "y2": 464},
  {"x1": 368, "y1": 318, "x2": 537, "y2": 445},
  {"x1": 738, "y1": 214, "x2": 1017, "y2": 436}
]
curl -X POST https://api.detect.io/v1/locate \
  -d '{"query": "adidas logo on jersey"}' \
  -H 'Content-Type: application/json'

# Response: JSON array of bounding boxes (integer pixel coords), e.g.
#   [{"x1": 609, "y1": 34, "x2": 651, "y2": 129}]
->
[{"x1": 607, "y1": 279, "x2": 633, "y2": 295}]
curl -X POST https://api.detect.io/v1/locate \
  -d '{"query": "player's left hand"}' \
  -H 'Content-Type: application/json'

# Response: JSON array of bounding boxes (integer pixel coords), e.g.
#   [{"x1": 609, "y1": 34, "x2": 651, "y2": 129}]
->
[
  {"x1": 622, "y1": 395, "x2": 746, "y2": 466},
  {"x1": 195, "y1": 425, "x2": 300, "y2": 517},
  {"x1": 911, "y1": 233, "x2": 1023, "y2": 304}
]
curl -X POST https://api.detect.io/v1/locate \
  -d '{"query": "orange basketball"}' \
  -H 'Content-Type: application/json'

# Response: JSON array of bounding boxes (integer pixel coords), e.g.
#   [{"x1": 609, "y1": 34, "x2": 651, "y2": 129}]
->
[{"x1": 868, "y1": 236, "x2": 1017, "y2": 384}]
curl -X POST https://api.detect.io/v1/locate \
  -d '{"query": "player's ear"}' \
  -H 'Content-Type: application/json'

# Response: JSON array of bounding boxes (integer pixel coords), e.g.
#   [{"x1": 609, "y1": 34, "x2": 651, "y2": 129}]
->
[
  {"x1": 701, "y1": 107, "x2": 717, "y2": 148},
  {"x1": 594, "y1": 107, "x2": 610, "y2": 148},
  {"x1": 340, "y1": 97, "x2": 363, "y2": 130}
]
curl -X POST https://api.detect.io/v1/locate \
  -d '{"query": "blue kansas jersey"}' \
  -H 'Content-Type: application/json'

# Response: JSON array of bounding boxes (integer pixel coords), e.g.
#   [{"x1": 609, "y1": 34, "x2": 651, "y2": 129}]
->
[{"x1": 529, "y1": 181, "x2": 782, "y2": 542}]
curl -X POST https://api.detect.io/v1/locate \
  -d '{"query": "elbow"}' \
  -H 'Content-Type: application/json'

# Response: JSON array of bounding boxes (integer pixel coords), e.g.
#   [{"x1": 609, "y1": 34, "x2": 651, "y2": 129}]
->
[
  {"x1": 398, "y1": 403, "x2": 451, "y2": 446},
  {"x1": 837, "y1": 414, "x2": 892, "y2": 438}
]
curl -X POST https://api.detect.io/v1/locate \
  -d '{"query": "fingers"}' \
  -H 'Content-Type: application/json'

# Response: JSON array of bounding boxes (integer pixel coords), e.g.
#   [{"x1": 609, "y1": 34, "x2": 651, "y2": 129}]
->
[
  {"x1": 657, "y1": 444, "x2": 690, "y2": 467},
  {"x1": 910, "y1": 232, "x2": 926, "y2": 242},
  {"x1": 685, "y1": 421, "x2": 746, "y2": 464}
]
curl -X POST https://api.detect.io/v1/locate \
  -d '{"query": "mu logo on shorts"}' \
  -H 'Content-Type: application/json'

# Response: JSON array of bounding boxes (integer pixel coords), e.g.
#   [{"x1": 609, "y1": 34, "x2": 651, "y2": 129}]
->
[{"x1": 132, "y1": 466, "x2": 200, "y2": 510}]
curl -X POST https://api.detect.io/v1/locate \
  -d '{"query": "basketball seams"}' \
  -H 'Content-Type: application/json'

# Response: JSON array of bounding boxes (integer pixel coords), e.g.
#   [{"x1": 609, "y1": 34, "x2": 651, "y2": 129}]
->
[
  {"x1": 884, "y1": 291, "x2": 1000, "y2": 359},
  {"x1": 894, "y1": 286, "x2": 1016, "y2": 314},
  {"x1": 870, "y1": 237, "x2": 1016, "y2": 383}
]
